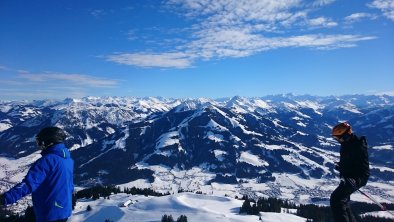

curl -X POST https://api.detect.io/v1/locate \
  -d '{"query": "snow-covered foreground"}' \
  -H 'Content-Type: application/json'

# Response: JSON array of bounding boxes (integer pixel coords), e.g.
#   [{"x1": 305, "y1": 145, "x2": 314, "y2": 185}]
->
[{"x1": 70, "y1": 193, "x2": 307, "y2": 222}]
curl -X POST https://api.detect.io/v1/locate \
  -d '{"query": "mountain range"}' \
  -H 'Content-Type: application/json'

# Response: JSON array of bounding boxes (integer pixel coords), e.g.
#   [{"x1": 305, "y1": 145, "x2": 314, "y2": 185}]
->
[{"x1": 1, "y1": 94, "x2": 394, "y2": 205}]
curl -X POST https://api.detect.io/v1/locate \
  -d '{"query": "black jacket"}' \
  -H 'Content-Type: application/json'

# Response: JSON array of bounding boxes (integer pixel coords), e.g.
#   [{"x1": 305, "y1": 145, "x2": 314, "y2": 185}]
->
[{"x1": 338, "y1": 134, "x2": 370, "y2": 186}]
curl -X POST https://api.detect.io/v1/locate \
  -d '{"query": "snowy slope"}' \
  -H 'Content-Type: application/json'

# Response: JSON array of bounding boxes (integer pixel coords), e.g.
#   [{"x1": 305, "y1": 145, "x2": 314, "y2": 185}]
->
[
  {"x1": 362, "y1": 211, "x2": 394, "y2": 220},
  {"x1": 70, "y1": 193, "x2": 308, "y2": 222}
]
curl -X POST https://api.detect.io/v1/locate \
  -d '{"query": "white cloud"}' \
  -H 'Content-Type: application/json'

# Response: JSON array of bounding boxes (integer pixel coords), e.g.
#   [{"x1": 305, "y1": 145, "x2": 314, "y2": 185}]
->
[
  {"x1": 0, "y1": 69, "x2": 119, "y2": 100},
  {"x1": 167, "y1": 0, "x2": 303, "y2": 26},
  {"x1": 0, "y1": 88, "x2": 87, "y2": 100},
  {"x1": 188, "y1": 28, "x2": 265, "y2": 59},
  {"x1": 311, "y1": 0, "x2": 336, "y2": 7},
  {"x1": 0, "y1": 65, "x2": 12, "y2": 71},
  {"x1": 344, "y1": 13, "x2": 377, "y2": 24},
  {"x1": 106, "y1": 0, "x2": 377, "y2": 68},
  {"x1": 188, "y1": 29, "x2": 375, "y2": 57},
  {"x1": 106, "y1": 52, "x2": 194, "y2": 69},
  {"x1": 276, "y1": 34, "x2": 377, "y2": 50},
  {"x1": 369, "y1": 0, "x2": 394, "y2": 21},
  {"x1": 18, "y1": 72, "x2": 118, "y2": 88},
  {"x1": 307, "y1": 17, "x2": 338, "y2": 28}
]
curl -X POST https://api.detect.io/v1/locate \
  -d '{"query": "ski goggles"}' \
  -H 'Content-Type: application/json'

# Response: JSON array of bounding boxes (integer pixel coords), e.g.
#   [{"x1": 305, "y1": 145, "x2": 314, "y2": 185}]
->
[
  {"x1": 333, "y1": 135, "x2": 343, "y2": 142},
  {"x1": 332, "y1": 133, "x2": 350, "y2": 143}
]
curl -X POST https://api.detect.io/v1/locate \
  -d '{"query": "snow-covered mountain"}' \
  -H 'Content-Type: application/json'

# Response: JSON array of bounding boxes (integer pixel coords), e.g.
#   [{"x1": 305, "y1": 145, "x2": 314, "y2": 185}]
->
[
  {"x1": 0, "y1": 97, "x2": 179, "y2": 156},
  {"x1": 1, "y1": 94, "x2": 394, "y2": 205}
]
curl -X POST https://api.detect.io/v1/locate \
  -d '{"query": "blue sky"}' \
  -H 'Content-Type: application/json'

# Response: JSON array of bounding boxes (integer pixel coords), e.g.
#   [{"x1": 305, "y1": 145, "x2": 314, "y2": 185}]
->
[{"x1": 1, "y1": 0, "x2": 393, "y2": 100}]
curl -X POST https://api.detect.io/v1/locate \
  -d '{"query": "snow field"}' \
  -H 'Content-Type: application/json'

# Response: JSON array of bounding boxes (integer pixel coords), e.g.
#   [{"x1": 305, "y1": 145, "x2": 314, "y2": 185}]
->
[{"x1": 69, "y1": 193, "x2": 308, "y2": 222}]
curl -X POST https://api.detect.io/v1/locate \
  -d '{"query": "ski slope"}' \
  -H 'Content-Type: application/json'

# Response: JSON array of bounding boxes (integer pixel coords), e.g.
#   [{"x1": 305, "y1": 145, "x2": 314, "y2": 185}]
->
[{"x1": 69, "y1": 193, "x2": 308, "y2": 222}]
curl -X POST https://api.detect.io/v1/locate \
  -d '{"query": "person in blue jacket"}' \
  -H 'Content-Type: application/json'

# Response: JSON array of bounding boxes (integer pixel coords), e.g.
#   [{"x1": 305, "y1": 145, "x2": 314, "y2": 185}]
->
[{"x1": 0, "y1": 126, "x2": 74, "y2": 222}]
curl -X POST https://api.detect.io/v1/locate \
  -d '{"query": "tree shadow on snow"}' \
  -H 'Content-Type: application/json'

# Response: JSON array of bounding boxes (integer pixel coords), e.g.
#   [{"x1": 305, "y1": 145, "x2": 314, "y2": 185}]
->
[{"x1": 230, "y1": 207, "x2": 241, "y2": 214}]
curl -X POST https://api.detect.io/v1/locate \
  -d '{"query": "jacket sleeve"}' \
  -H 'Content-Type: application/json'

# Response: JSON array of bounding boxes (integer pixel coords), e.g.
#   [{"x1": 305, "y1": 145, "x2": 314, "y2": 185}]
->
[
  {"x1": 3, "y1": 157, "x2": 50, "y2": 205},
  {"x1": 357, "y1": 136, "x2": 370, "y2": 180}
]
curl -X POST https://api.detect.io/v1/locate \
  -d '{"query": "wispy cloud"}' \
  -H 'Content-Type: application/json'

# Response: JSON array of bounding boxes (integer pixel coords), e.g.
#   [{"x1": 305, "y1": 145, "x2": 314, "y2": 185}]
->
[
  {"x1": 344, "y1": 13, "x2": 377, "y2": 24},
  {"x1": 107, "y1": 32, "x2": 376, "y2": 69},
  {"x1": 189, "y1": 29, "x2": 375, "y2": 58},
  {"x1": 0, "y1": 88, "x2": 87, "y2": 100},
  {"x1": 311, "y1": 0, "x2": 336, "y2": 7},
  {"x1": 90, "y1": 9, "x2": 107, "y2": 18},
  {"x1": 0, "y1": 68, "x2": 120, "y2": 100},
  {"x1": 307, "y1": 17, "x2": 338, "y2": 28},
  {"x1": 275, "y1": 34, "x2": 376, "y2": 50},
  {"x1": 0, "y1": 65, "x2": 12, "y2": 71},
  {"x1": 18, "y1": 72, "x2": 118, "y2": 88},
  {"x1": 107, "y1": 52, "x2": 194, "y2": 69},
  {"x1": 105, "y1": 0, "x2": 377, "y2": 69},
  {"x1": 369, "y1": 0, "x2": 394, "y2": 21},
  {"x1": 166, "y1": 0, "x2": 305, "y2": 31}
]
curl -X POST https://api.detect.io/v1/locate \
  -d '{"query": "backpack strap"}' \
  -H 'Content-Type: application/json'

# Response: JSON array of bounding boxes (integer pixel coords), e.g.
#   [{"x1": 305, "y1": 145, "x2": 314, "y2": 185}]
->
[{"x1": 360, "y1": 136, "x2": 368, "y2": 147}]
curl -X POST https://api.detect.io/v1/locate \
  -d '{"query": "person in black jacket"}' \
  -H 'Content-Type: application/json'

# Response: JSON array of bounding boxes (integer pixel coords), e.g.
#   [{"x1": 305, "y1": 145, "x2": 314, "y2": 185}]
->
[{"x1": 330, "y1": 122, "x2": 370, "y2": 222}]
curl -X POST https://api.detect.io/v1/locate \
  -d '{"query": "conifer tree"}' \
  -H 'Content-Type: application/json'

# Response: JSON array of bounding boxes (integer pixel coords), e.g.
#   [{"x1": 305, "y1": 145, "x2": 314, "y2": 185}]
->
[
  {"x1": 161, "y1": 214, "x2": 174, "y2": 222},
  {"x1": 240, "y1": 199, "x2": 252, "y2": 214},
  {"x1": 87, "y1": 205, "x2": 92, "y2": 211},
  {"x1": 176, "y1": 215, "x2": 188, "y2": 222},
  {"x1": 24, "y1": 206, "x2": 35, "y2": 222}
]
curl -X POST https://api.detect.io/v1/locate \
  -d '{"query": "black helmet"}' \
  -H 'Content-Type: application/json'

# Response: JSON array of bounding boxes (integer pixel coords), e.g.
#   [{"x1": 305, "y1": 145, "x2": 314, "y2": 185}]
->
[{"x1": 36, "y1": 126, "x2": 66, "y2": 147}]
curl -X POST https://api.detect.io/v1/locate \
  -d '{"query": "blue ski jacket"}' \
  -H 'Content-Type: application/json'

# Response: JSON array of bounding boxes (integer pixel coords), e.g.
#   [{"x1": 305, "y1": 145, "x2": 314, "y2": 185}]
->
[{"x1": 3, "y1": 143, "x2": 74, "y2": 222}]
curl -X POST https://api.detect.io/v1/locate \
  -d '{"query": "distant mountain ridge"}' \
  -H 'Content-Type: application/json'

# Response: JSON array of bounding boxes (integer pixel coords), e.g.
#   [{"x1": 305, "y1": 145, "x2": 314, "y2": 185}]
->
[{"x1": 1, "y1": 94, "x2": 394, "y2": 204}]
